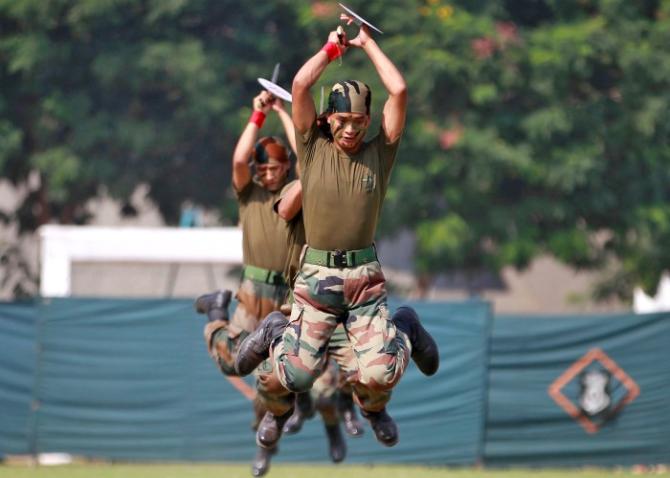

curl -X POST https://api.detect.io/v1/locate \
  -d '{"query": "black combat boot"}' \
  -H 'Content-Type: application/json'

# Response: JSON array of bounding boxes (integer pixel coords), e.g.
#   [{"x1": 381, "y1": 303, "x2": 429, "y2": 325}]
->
[
  {"x1": 256, "y1": 409, "x2": 293, "y2": 449},
  {"x1": 235, "y1": 311, "x2": 288, "y2": 376},
  {"x1": 194, "y1": 289, "x2": 232, "y2": 322},
  {"x1": 361, "y1": 408, "x2": 398, "y2": 447},
  {"x1": 251, "y1": 397, "x2": 266, "y2": 431},
  {"x1": 392, "y1": 306, "x2": 439, "y2": 376},
  {"x1": 283, "y1": 392, "x2": 315, "y2": 434},
  {"x1": 325, "y1": 423, "x2": 346, "y2": 463},
  {"x1": 251, "y1": 445, "x2": 277, "y2": 477},
  {"x1": 337, "y1": 391, "x2": 364, "y2": 437}
]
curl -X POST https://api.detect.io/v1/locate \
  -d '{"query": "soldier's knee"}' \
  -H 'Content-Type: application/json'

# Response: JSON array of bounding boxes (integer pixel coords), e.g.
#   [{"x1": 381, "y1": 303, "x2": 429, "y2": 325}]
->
[
  {"x1": 360, "y1": 370, "x2": 397, "y2": 392},
  {"x1": 218, "y1": 360, "x2": 237, "y2": 376},
  {"x1": 211, "y1": 339, "x2": 236, "y2": 376},
  {"x1": 283, "y1": 369, "x2": 316, "y2": 393}
]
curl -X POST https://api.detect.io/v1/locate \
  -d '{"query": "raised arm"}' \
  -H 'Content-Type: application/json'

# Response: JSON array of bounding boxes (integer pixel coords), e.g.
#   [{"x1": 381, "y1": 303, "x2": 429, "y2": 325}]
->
[
  {"x1": 347, "y1": 20, "x2": 407, "y2": 143},
  {"x1": 272, "y1": 100, "x2": 297, "y2": 155},
  {"x1": 232, "y1": 91, "x2": 273, "y2": 191},
  {"x1": 292, "y1": 30, "x2": 348, "y2": 134},
  {"x1": 276, "y1": 181, "x2": 302, "y2": 221}
]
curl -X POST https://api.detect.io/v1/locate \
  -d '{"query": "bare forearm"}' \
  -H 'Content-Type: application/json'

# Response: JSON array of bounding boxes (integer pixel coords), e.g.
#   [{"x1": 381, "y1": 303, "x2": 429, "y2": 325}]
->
[
  {"x1": 276, "y1": 108, "x2": 297, "y2": 155},
  {"x1": 277, "y1": 182, "x2": 302, "y2": 220},
  {"x1": 360, "y1": 37, "x2": 407, "y2": 142},
  {"x1": 232, "y1": 122, "x2": 257, "y2": 190},
  {"x1": 362, "y1": 39, "x2": 406, "y2": 96},
  {"x1": 293, "y1": 51, "x2": 330, "y2": 93},
  {"x1": 292, "y1": 51, "x2": 330, "y2": 133}
]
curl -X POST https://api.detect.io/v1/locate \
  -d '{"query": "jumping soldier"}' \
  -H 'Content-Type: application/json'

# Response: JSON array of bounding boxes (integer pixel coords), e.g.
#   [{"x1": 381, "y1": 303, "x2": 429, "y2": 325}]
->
[
  {"x1": 195, "y1": 90, "x2": 358, "y2": 475},
  {"x1": 235, "y1": 18, "x2": 439, "y2": 448},
  {"x1": 195, "y1": 90, "x2": 295, "y2": 476}
]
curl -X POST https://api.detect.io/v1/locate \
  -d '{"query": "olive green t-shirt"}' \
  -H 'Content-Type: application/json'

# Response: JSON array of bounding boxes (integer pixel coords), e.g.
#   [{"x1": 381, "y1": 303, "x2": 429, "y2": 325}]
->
[
  {"x1": 237, "y1": 179, "x2": 291, "y2": 273},
  {"x1": 297, "y1": 121, "x2": 400, "y2": 251}
]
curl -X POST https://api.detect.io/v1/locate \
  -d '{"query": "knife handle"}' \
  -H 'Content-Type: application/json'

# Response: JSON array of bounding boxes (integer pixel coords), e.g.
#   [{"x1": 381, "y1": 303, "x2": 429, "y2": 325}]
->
[{"x1": 336, "y1": 25, "x2": 345, "y2": 45}]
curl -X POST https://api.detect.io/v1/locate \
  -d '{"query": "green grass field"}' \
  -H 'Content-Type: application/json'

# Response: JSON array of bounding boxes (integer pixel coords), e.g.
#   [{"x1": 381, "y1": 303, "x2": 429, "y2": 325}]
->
[{"x1": 1, "y1": 464, "x2": 667, "y2": 478}]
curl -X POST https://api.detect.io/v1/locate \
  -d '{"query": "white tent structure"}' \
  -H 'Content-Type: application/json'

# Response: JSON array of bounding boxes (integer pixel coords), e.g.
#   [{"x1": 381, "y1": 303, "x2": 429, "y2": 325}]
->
[
  {"x1": 633, "y1": 272, "x2": 670, "y2": 314},
  {"x1": 39, "y1": 225, "x2": 242, "y2": 297}
]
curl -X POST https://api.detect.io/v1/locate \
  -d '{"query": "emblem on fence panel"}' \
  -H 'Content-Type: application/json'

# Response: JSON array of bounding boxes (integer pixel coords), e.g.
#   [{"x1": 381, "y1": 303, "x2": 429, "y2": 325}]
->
[
  {"x1": 579, "y1": 369, "x2": 611, "y2": 416},
  {"x1": 548, "y1": 348, "x2": 640, "y2": 434}
]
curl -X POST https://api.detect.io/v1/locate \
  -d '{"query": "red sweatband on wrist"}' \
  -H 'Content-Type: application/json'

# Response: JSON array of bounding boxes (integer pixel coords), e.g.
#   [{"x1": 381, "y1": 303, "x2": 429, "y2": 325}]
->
[
  {"x1": 249, "y1": 110, "x2": 266, "y2": 128},
  {"x1": 321, "y1": 42, "x2": 341, "y2": 62}
]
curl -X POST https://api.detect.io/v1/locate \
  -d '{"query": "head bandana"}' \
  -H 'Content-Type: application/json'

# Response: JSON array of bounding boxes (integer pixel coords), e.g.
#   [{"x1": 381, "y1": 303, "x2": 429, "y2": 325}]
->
[
  {"x1": 327, "y1": 80, "x2": 371, "y2": 115},
  {"x1": 253, "y1": 136, "x2": 290, "y2": 165}
]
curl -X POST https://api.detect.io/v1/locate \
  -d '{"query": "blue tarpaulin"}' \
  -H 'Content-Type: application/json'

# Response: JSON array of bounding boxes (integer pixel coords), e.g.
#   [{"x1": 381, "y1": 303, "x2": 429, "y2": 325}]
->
[
  {"x1": 0, "y1": 298, "x2": 491, "y2": 464},
  {"x1": 485, "y1": 312, "x2": 670, "y2": 466},
  {"x1": 2, "y1": 299, "x2": 669, "y2": 465}
]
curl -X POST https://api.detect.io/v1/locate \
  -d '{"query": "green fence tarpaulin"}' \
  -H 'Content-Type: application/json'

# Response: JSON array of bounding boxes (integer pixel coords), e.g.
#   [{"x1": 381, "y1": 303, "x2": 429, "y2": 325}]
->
[
  {"x1": 0, "y1": 301, "x2": 37, "y2": 456},
  {"x1": 485, "y1": 312, "x2": 670, "y2": 466},
  {"x1": 4, "y1": 298, "x2": 669, "y2": 466},
  {"x1": 0, "y1": 298, "x2": 491, "y2": 464}
]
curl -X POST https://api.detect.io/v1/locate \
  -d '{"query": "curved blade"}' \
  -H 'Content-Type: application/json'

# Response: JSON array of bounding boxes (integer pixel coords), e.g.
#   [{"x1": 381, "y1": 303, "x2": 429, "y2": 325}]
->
[
  {"x1": 258, "y1": 78, "x2": 292, "y2": 103},
  {"x1": 338, "y1": 2, "x2": 383, "y2": 34}
]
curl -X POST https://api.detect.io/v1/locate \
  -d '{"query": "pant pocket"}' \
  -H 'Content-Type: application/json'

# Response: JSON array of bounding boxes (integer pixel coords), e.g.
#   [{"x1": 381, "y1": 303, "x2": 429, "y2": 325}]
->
[{"x1": 288, "y1": 305, "x2": 305, "y2": 356}]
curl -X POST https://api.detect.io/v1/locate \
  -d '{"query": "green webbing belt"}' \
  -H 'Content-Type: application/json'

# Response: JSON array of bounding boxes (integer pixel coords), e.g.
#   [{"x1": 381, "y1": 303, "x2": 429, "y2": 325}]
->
[
  {"x1": 242, "y1": 265, "x2": 286, "y2": 285},
  {"x1": 303, "y1": 245, "x2": 377, "y2": 269}
]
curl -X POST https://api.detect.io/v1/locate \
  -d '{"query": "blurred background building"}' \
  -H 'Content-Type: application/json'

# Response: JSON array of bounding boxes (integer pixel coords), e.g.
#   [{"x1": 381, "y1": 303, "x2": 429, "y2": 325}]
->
[{"x1": 1, "y1": 178, "x2": 626, "y2": 313}]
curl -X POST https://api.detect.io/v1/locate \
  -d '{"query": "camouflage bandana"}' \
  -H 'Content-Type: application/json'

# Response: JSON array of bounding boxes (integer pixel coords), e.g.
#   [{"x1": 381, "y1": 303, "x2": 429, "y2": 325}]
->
[
  {"x1": 327, "y1": 80, "x2": 371, "y2": 115},
  {"x1": 253, "y1": 136, "x2": 290, "y2": 165}
]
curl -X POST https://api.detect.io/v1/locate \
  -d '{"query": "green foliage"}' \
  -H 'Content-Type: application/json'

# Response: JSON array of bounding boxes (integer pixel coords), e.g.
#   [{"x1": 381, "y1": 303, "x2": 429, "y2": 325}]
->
[
  {"x1": 376, "y1": 0, "x2": 670, "y2": 298},
  {"x1": 416, "y1": 214, "x2": 472, "y2": 272},
  {"x1": 1, "y1": 0, "x2": 669, "y2": 299},
  {"x1": 30, "y1": 147, "x2": 81, "y2": 202},
  {"x1": 0, "y1": 0, "x2": 306, "y2": 227}
]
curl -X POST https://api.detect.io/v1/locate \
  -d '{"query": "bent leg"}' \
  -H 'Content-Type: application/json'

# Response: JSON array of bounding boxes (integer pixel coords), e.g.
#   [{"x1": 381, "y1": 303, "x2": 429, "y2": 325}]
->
[
  {"x1": 254, "y1": 358, "x2": 294, "y2": 418},
  {"x1": 205, "y1": 279, "x2": 287, "y2": 376},
  {"x1": 328, "y1": 323, "x2": 397, "y2": 446},
  {"x1": 204, "y1": 301, "x2": 254, "y2": 376},
  {"x1": 272, "y1": 300, "x2": 338, "y2": 392},
  {"x1": 327, "y1": 324, "x2": 391, "y2": 413},
  {"x1": 344, "y1": 262, "x2": 411, "y2": 391}
]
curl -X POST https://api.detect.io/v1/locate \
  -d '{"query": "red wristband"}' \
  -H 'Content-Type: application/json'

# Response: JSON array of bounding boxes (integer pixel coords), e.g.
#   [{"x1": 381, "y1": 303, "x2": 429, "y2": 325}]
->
[
  {"x1": 321, "y1": 41, "x2": 342, "y2": 62},
  {"x1": 249, "y1": 110, "x2": 266, "y2": 128}
]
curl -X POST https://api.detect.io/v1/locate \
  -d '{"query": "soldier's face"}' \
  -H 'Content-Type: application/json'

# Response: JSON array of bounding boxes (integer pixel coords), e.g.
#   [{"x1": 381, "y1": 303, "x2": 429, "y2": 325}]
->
[
  {"x1": 329, "y1": 112, "x2": 370, "y2": 153},
  {"x1": 257, "y1": 160, "x2": 288, "y2": 191}
]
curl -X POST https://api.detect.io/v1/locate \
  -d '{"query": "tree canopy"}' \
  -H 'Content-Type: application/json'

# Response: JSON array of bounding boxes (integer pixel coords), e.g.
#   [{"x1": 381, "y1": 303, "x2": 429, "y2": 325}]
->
[{"x1": 1, "y1": 0, "x2": 669, "y2": 300}]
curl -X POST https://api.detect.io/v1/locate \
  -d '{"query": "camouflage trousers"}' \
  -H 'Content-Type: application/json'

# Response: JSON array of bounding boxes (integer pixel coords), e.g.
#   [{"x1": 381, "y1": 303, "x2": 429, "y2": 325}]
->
[
  {"x1": 204, "y1": 277, "x2": 294, "y2": 416},
  {"x1": 272, "y1": 259, "x2": 411, "y2": 412},
  {"x1": 310, "y1": 325, "x2": 388, "y2": 421}
]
